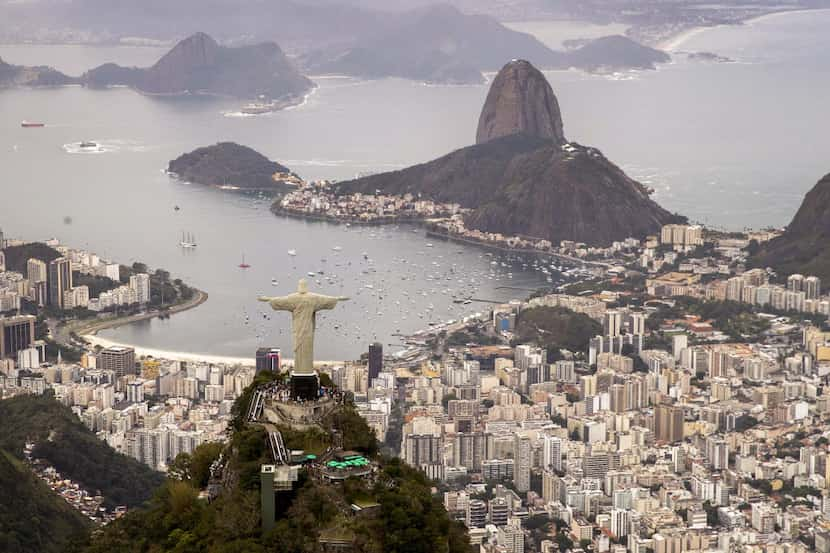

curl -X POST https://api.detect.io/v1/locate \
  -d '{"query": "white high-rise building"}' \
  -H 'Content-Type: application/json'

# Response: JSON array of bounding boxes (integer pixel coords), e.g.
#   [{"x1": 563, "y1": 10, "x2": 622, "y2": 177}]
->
[
  {"x1": 555, "y1": 360, "x2": 575, "y2": 383},
  {"x1": 543, "y1": 435, "x2": 563, "y2": 471},
  {"x1": 726, "y1": 277, "x2": 743, "y2": 302},
  {"x1": 497, "y1": 525, "x2": 524, "y2": 553},
  {"x1": 610, "y1": 509, "x2": 631, "y2": 538},
  {"x1": 26, "y1": 258, "x2": 47, "y2": 285},
  {"x1": 626, "y1": 312, "x2": 646, "y2": 336},
  {"x1": 17, "y1": 347, "x2": 40, "y2": 369},
  {"x1": 805, "y1": 276, "x2": 821, "y2": 300},
  {"x1": 788, "y1": 274, "x2": 805, "y2": 292},
  {"x1": 129, "y1": 273, "x2": 151, "y2": 304},
  {"x1": 706, "y1": 435, "x2": 729, "y2": 470},
  {"x1": 127, "y1": 380, "x2": 145, "y2": 403},
  {"x1": 672, "y1": 334, "x2": 688, "y2": 361},
  {"x1": 604, "y1": 311, "x2": 622, "y2": 337},
  {"x1": 514, "y1": 433, "x2": 532, "y2": 493}
]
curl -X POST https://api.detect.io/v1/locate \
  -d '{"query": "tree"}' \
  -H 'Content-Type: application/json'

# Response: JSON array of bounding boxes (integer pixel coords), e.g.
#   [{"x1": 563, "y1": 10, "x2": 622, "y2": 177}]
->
[{"x1": 131, "y1": 262, "x2": 148, "y2": 274}]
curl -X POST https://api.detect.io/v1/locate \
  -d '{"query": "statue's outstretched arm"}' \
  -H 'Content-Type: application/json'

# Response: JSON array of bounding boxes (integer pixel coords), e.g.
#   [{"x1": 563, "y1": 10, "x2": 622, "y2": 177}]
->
[
  {"x1": 258, "y1": 296, "x2": 297, "y2": 310},
  {"x1": 314, "y1": 295, "x2": 350, "y2": 311}
]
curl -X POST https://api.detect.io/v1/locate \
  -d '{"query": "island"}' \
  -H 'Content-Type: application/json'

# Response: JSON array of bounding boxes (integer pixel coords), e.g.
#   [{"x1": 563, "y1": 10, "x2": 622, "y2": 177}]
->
[{"x1": 168, "y1": 142, "x2": 302, "y2": 191}]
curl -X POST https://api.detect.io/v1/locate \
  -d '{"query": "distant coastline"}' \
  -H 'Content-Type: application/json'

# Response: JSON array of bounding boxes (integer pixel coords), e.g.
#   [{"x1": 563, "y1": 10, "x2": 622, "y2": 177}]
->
[{"x1": 657, "y1": 7, "x2": 826, "y2": 51}]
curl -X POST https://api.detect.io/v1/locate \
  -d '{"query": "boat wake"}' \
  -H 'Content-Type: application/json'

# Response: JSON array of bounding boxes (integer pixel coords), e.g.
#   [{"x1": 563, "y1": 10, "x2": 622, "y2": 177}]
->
[
  {"x1": 62, "y1": 141, "x2": 114, "y2": 154},
  {"x1": 62, "y1": 139, "x2": 152, "y2": 154}
]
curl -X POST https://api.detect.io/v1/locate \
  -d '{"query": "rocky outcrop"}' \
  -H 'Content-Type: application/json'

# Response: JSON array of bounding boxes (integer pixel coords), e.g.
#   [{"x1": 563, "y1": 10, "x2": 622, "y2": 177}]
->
[
  {"x1": 168, "y1": 142, "x2": 295, "y2": 190},
  {"x1": 476, "y1": 59, "x2": 565, "y2": 146},
  {"x1": 751, "y1": 173, "x2": 830, "y2": 280},
  {"x1": 337, "y1": 60, "x2": 681, "y2": 246},
  {"x1": 0, "y1": 57, "x2": 75, "y2": 88},
  {"x1": 83, "y1": 32, "x2": 314, "y2": 99},
  {"x1": 564, "y1": 35, "x2": 670, "y2": 71}
]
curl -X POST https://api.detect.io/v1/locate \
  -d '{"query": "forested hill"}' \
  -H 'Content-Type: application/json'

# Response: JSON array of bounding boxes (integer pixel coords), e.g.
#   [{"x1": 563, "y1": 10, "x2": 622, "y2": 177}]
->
[
  {"x1": 0, "y1": 449, "x2": 90, "y2": 553},
  {"x1": 0, "y1": 394, "x2": 165, "y2": 508},
  {"x1": 79, "y1": 371, "x2": 469, "y2": 553}
]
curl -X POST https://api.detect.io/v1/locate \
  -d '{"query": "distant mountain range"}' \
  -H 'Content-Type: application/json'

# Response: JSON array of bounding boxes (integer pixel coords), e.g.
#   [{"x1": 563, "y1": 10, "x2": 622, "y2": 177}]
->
[
  {"x1": 83, "y1": 32, "x2": 313, "y2": 98},
  {"x1": 301, "y1": 4, "x2": 669, "y2": 83},
  {"x1": 751, "y1": 173, "x2": 830, "y2": 281},
  {"x1": 1, "y1": 32, "x2": 313, "y2": 100},
  {"x1": 1, "y1": 3, "x2": 670, "y2": 86},
  {"x1": 338, "y1": 59, "x2": 681, "y2": 245}
]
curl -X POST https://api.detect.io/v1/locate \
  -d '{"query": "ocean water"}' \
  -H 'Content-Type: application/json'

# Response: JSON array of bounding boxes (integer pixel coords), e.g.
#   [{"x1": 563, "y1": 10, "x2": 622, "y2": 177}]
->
[{"x1": 0, "y1": 10, "x2": 828, "y2": 358}]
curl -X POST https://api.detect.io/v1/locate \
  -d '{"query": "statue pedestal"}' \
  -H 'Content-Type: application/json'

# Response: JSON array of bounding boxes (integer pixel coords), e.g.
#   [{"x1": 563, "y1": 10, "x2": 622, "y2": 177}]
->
[{"x1": 290, "y1": 371, "x2": 319, "y2": 401}]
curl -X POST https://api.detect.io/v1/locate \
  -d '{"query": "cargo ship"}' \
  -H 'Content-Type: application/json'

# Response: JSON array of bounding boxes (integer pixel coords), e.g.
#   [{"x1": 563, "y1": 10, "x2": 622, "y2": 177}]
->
[{"x1": 21, "y1": 121, "x2": 45, "y2": 128}]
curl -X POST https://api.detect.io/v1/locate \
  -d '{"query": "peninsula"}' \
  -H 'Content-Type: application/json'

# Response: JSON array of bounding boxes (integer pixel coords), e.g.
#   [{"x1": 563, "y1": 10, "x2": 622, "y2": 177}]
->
[
  {"x1": 0, "y1": 57, "x2": 74, "y2": 88},
  {"x1": 281, "y1": 59, "x2": 681, "y2": 248}
]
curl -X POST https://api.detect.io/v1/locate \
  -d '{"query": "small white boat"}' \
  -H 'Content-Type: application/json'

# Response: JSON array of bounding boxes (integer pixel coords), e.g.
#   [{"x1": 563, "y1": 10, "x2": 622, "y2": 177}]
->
[
  {"x1": 288, "y1": 249, "x2": 297, "y2": 256},
  {"x1": 78, "y1": 141, "x2": 103, "y2": 152},
  {"x1": 271, "y1": 279, "x2": 279, "y2": 286}
]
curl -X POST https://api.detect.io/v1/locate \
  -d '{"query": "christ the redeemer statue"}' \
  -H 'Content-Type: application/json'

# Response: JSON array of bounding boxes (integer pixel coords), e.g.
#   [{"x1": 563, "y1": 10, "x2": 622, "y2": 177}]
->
[{"x1": 258, "y1": 279, "x2": 348, "y2": 374}]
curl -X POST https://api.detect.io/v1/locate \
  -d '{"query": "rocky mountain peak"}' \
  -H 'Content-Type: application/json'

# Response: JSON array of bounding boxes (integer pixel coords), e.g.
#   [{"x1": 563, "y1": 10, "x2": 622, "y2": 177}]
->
[
  {"x1": 151, "y1": 32, "x2": 220, "y2": 73},
  {"x1": 475, "y1": 59, "x2": 565, "y2": 146}
]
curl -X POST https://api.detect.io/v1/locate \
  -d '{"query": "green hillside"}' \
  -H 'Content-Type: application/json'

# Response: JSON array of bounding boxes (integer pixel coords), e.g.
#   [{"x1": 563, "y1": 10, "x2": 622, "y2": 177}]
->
[
  {"x1": 514, "y1": 305, "x2": 602, "y2": 353},
  {"x1": 80, "y1": 372, "x2": 469, "y2": 553},
  {"x1": 0, "y1": 394, "x2": 165, "y2": 508},
  {"x1": 0, "y1": 449, "x2": 90, "y2": 553}
]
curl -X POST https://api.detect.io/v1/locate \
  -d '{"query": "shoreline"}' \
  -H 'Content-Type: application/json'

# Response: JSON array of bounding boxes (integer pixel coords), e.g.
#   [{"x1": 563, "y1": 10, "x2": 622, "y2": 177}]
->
[
  {"x1": 71, "y1": 288, "x2": 209, "y2": 338},
  {"x1": 57, "y1": 289, "x2": 209, "y2": 355},
  {"x1": 656, "y1": 7, "x2": 824, "y2": 52},
  {"x1": 271, "y1": 206, "x2": 609, "y2": 269},
  {"x1": 424, "y1": 229, "x2": 610, "y2": 269},
  {"x1": 81, "y1": 334, "x2": 345, "y2": 368}
]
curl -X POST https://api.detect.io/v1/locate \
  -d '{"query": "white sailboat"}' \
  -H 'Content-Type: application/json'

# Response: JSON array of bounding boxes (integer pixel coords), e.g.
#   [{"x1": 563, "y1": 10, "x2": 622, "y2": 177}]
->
[{"x1": 179, "y1": 231, "x2": 197, "y2": 248}]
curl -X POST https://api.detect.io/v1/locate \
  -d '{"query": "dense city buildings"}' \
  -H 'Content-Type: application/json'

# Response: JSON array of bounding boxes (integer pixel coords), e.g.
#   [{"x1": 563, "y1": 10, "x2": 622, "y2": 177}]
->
[{"x1": 4, "y1": 221, "x2": 830, "y2": 552}]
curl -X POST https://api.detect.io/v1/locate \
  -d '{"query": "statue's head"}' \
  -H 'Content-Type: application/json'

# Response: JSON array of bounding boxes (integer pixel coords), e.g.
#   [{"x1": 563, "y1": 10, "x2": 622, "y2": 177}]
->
[{"x1": 297, "y1": 279, "x2": 308, "y2": 294}]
